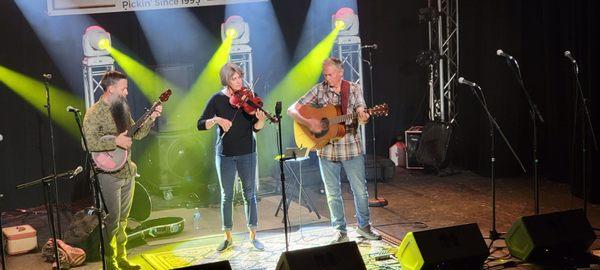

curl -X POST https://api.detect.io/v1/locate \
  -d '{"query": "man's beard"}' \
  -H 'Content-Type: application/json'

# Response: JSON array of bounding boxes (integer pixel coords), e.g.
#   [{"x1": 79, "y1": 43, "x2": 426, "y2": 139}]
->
[{"x1": 109, "y1": 95, "x2": 131, "y2": 134}]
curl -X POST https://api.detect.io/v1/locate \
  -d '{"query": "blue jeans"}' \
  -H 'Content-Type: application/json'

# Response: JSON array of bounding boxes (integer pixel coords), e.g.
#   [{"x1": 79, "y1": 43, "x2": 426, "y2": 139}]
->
[
  {"x1": 319, "y1": 155, "x2": 371, "y2": 233},
  {"x1": 215, "y1": 152, "x2": 258, "y2": 231}
]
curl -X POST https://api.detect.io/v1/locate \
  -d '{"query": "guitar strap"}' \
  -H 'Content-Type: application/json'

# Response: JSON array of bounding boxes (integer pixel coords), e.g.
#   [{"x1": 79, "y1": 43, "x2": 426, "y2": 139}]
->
[{"x1": 340, "y1": 80, "x2": 350, "y2": 115}]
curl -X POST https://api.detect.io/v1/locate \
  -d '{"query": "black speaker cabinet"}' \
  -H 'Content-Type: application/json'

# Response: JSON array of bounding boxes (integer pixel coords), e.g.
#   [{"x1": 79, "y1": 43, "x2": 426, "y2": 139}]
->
[
  {"x1": 276, "y1": 241, "x2": 366, "y2": 270},
  {"x1": 396, "y1": 223, "x2": 489, "y2": 270},
  {"x1": 505, "y1": 209, "x2": 595, "y2": 261},
  {"x1": 174, "y1": 260, "x2": 232, "y2": 269},
  {"x1": 405, "y1": 126, "x2": 424, "y2": 169},
  {"x1": 416, "y1": 122, "x2": 453, "y2": 170}
]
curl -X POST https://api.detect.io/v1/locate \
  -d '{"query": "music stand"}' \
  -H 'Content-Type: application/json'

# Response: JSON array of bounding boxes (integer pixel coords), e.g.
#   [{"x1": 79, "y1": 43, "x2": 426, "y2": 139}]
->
[{"x1": 274, "y1": 148, "x2": 321, "y2": 222}]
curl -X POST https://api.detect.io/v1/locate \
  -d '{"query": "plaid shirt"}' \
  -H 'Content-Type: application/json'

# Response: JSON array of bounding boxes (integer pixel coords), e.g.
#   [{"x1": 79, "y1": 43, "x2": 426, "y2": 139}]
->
[{"x1": 298, "y1": 81, "x2": 367, "y2": 161}]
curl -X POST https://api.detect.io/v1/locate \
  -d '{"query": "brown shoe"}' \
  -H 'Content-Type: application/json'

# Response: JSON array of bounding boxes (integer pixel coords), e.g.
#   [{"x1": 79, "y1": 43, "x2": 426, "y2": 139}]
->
[{"x1": 117, "y1": 260, "x2": 141, "y2": 270}]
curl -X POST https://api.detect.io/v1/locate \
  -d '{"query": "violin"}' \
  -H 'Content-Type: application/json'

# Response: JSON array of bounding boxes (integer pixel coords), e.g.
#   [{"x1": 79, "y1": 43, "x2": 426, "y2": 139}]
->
[{"x1": 228, "y1": 87, "x2": 278, "y2": 122}]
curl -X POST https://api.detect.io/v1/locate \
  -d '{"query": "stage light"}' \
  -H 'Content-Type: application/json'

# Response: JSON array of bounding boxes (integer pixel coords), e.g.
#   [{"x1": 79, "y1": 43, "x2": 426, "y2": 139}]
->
[
  {"x1": 226, "y1": 28, "x2": 238, "y2": 38},
  {"x1": 221, "y1": 15, "x2": 249, "y2": 44},
  {"x1": 83, "y1": 26, "x2": 111, "y2": 57},
  {"x1": 332, "y1": 7, "x2": 359, "y2": 36}
]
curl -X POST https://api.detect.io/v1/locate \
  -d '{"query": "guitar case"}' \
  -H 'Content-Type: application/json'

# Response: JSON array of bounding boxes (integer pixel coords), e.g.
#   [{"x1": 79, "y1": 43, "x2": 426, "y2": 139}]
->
[{"x1": 126, "y1": 182, "x2": 185, "y2": 242}]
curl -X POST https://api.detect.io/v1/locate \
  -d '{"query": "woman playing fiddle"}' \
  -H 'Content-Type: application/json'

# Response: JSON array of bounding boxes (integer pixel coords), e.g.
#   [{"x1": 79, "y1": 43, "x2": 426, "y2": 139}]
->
[{"x1": 197, "y1": 62, "x2": 267, "y2": 251}]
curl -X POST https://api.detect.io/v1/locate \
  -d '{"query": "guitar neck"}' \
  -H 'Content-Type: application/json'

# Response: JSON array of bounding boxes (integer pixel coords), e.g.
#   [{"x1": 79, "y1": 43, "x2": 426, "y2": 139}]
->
[
  {"x1": 329, "y1": 108, "x2": 378, "y2": 124},
  {"x1": 128, "y1": 101, "x2": 161, "y2": 135},
  {"x1": 330, "y1": 112, "x2": 358, "y2": 125}
]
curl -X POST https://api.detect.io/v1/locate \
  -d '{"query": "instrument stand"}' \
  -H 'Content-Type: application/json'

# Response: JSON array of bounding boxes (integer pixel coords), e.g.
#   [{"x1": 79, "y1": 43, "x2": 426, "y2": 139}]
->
[
  {"x1": 503, "y1": 58, "x2": 545, "y2": 214},
  {"x1": 274, "y1": 108, "x2": 290, "y2": 252},
  {"x1": 70, "y1": 110, "x2": 109, "y2": 270},
  {"x1": 364, "y1": 46, "x2": 387, "y2": 207},
  {"x1": 274, "y1": 150, "x2": 321, "y2": 222},
  {"x1": 465, "y1": 84, "x2": 526, "y2": 247},
  {"x1": 43, "y1": 75, "x2": 64, "y2": 239},
  {"x1": 567, "y1": 58, "x2": 598, "y2": 215}
]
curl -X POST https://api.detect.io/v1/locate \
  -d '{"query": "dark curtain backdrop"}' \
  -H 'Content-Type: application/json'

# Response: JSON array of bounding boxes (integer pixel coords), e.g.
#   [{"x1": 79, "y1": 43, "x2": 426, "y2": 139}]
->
[{"x1": 1, "y1": 0, "x2": 598, "y2": 210}]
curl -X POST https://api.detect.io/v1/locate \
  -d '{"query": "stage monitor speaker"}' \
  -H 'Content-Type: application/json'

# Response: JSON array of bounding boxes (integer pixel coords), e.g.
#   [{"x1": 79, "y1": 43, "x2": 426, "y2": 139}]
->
[
  {"x1": 276, "y1": 241, "x2": 366, "y2": 270},
  {"x1": 505, "y1": 209, "x2": 595, "y2": 261},
  {"x1": 416, "y1": 122, "x2": 453, "y2": 170},
  {"x1": 174, "y1": 260, "x2": 232, "y2": 269},
  {"x1": 396, "y1": 223, "x2": 489, "y2": 270}
]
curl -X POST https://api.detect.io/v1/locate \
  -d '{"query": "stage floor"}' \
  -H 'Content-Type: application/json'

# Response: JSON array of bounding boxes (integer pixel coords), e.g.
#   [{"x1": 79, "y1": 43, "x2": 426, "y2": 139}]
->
[{"x1": 3, "y1": 167, "x2": 600, "y2": 269}]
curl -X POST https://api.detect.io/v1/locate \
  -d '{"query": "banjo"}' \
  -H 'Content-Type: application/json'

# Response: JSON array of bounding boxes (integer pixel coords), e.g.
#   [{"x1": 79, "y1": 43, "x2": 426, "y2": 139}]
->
[{"x1": 92, "y1": 89, "x2": 171, "y2": 172}]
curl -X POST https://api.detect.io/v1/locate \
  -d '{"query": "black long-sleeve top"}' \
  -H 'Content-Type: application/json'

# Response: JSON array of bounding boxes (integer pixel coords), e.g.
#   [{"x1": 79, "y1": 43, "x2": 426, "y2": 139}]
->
[{"x1": 197, "y1": 91, "x2": 259, "y2": 156}]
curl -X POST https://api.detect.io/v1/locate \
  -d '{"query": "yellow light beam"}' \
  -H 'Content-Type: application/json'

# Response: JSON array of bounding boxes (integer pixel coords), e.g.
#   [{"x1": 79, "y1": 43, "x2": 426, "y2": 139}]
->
[{"x1": 0, "y1": 65, "x2": 85, "y2": 138}]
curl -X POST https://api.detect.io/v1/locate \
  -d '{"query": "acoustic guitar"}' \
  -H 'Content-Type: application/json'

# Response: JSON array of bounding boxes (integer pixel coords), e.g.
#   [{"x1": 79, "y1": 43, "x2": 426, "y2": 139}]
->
[
  {"x1": 293, "y1": 103, "x2": 389, "y2": 150},
  {"x1": 92, "y1": 89, "x2": 172, "y2": 172}
]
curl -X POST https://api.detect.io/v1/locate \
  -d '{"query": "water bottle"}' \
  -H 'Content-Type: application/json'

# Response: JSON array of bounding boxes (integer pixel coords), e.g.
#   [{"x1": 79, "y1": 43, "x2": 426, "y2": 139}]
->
[{"x1": 193, "y1": 207, "x2": 201, "y2": 230}]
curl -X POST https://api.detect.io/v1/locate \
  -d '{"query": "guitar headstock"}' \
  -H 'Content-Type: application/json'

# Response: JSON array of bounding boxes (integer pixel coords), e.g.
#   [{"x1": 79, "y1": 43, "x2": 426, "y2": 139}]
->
[
  {"x1": 368, "y1": 103, "x2": 389, "y2": 117},
  {"x1": 159, "y1": 89, "x2": 172, "y2": 103}
]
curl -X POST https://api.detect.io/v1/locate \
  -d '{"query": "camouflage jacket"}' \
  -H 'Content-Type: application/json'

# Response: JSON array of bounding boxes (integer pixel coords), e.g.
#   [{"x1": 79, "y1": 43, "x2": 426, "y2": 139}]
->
[{"x1": 83, "y1": 99, "x2": 154, "y2": 179}]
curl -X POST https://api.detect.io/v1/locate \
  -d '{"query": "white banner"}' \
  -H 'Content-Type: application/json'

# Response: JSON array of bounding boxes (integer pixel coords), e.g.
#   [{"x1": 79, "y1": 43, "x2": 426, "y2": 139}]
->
[{"x1": 47, "y1": 0, "x2": 268, "y2": 16}]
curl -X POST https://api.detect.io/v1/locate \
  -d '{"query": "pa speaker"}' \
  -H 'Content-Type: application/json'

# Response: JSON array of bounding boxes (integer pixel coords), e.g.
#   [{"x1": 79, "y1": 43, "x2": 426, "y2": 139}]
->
[
  {"x1": 174, "y1": 260, "x2": 232, "y2": 269},
  {"x1": 276, "y1": 241, "x2": 366, "y2": 270},
  {"x1": 396, "y1": 223, "x2": 489, "y2": 270},
  {"x1": 505, "y1": 209, "x2": 595, "y2": 261},
  {"x1": 416, "y1": 122, "x2": 453, "y2": 170}
]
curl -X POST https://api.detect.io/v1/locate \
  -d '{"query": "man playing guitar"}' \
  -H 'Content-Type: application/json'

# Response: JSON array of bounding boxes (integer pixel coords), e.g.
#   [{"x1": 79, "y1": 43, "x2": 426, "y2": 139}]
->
[{"x1": 287, "y1": 57, "x2": 381, "y2": 244}]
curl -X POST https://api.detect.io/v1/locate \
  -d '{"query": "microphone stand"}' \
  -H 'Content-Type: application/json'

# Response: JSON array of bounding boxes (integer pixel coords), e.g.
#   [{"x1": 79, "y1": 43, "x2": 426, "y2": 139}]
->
[
  {"x1": 274, "y1": 105, "x2": 290, "y2": 252},
  {"x1": 464, "y1": 83, "x2": 526, "y2": 244},
  {"x1": 42, "y1": 75, "x2": 62, "y2": 269},
  {"x1": 363, "y1": 48, "x2": 387, "y2": 207},
  {"x1": 69, "y1": 109, "x2": 108, "y2": 270},
  {"x1": 567, "y1": 57, "x2": 598, "y2": 215},
  {"x1": 503, "y1": 57, "x2": 544, "y2": 214}
]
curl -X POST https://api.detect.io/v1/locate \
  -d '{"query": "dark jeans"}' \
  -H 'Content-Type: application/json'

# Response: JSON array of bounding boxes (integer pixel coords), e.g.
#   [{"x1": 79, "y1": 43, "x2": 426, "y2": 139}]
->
[{"x1": 215, "y1": 152, "x2": 258, "y2": 231}]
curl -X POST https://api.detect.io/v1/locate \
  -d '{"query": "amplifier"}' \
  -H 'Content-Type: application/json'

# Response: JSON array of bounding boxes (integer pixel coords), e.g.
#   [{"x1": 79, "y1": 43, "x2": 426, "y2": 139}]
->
[{"x1": 405, "y1": 126, "x2": 423, "y2": 169}]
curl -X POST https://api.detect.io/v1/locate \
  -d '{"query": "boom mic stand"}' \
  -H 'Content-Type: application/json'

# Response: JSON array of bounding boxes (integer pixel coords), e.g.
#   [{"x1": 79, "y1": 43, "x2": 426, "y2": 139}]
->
[
  {"x1": 565, "y1": 51, "x2": 599, "y2": 215},
  {"x1": 42, "y1": 74, "x2": 64, "y2": 239},
  {"x1": 363, "y1": 46, "x2": 387, "y2": 207},
  {"x1": 69, "y1": 107, "x2": 109, "y2": 270},
  {"x1": 460, "y1": 78, "x2": 526, "y2": 244},
  {"x1": 499, "y1": 52, "x2": 545, "y2": 214}
]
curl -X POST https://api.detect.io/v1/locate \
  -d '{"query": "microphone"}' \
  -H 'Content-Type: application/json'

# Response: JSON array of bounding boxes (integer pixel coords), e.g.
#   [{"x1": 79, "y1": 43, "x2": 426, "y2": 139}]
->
[
  {"x1": 69, "y1": 166, "x2": 84, "y2": 179},
  {"x1": 458, "y1": 77, "x2": 478, "y2": 87},
  {"x1": 42, "y1": 73, "x2": 52, "y2": 80},
  {"x1": 362, "y1": 44, "x2": 378, "y2": 50},
  {"x1": 496, "y1": 49, "x2": 514, "y2": 60},
  {"x1": 564, "y1": 50, "x2": 577, "y2": 64},
  {"x1": 66, "y1": 105, "x2": 80, "y2": 113},
  {"x1": 275, "y1": 101, "x2": 282, "y2": 116}
]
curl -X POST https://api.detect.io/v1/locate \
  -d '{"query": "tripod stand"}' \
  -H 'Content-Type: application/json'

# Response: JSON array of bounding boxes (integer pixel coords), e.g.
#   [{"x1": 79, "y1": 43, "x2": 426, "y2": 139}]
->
[
  {"x1": 16, "y1": 166, "x2": 83, "y2": 269},
  {"x1": 460, "y1": 78, "x2": 526, "y2": 244},
  {"x1": 274, "y1": 149, "x2": 321, "y2": 222}
]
